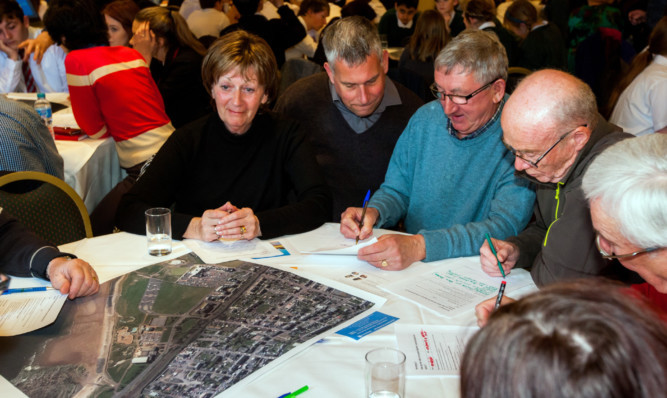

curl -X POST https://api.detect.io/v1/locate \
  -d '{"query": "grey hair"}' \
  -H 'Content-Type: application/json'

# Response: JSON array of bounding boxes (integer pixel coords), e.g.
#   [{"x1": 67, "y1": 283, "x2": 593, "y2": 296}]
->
[
  {"x1": 434, "y1": 30, "x2": 508, "y2": 83},
  {"x1": 461, "y1": 280, "x2": 667, "y2": 398},
  {"x1": 582, "y1": 134, "x2": 667, "y2": 248},
  {"x1": 322, "y1": 16, "x2": 382, "y2": 72}
]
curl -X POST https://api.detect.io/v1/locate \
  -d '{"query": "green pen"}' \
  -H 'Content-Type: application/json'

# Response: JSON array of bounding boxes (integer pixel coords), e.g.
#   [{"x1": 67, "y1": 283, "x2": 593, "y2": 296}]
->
[
  {"x1": 485, "y1": 233, "x2": 506, "y2": 278},
  {"x1": 284, "y1": 385, "x2": 309, "y2": 398}
]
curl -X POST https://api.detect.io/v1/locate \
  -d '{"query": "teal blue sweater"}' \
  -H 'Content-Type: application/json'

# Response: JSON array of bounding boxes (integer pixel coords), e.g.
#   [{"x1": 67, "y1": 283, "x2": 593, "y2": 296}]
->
[{"x1": 370, "y1": 100, "x2": 535, "y2": 262}]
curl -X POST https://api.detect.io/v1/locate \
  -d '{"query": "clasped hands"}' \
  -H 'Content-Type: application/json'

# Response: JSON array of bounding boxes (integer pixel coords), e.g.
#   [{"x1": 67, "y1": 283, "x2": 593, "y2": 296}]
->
[
  {"x1": 340, "y1": 207, "x2": 426, "y2": 271},
  {"x1": 185, "y1": 201, "x2": 261, "y2": 242}
]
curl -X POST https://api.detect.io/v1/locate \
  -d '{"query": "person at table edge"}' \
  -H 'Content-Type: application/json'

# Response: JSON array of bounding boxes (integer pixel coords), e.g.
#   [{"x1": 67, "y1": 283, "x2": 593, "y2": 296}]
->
[
  {"x1": 275, "y1": 16, "x2": 423, "y2": 221},
  {"x1": 340, "y1": 30, "x2": 535, "y2": 270},
  {"x1": 116, "y1": 31, "x2": 331, "y2": 241},
  {"x1": 0, "y1": 208, "x2": 99, "y2": 299},
  {"x1": 479, "y1": 69, "x2": 635, "y2": 286}
]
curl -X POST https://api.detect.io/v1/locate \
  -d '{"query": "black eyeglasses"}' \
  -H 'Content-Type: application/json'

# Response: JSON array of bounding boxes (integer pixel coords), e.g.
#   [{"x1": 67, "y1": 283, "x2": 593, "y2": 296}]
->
[
  {"x1": 430, "y1": 78, "x2": 499, "y2": 105},
  {"x1": 595, "y1": 233, "x2": 660, "y2": 260},
  {"x1": 505, "y1": 125, "x2": 586, "y2": 168}
]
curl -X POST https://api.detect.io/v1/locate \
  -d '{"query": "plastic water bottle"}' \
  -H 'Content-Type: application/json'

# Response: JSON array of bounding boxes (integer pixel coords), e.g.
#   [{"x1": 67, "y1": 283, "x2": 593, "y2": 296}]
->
[{"x1": 34, "y1": 93, "x2": 54, "y2": 139}]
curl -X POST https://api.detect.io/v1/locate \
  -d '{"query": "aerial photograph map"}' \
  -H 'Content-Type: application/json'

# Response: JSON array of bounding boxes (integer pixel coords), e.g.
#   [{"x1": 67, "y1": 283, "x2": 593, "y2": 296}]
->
[{"x1": 0, "y1": 253, "x2": 375, "y2": 397}]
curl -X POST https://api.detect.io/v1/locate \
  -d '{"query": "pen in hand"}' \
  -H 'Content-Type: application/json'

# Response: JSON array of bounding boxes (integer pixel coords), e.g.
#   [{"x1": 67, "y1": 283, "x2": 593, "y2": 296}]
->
[
  {"x1": 485, "y1": 233, "x2": 506, "y2": 278},
  {"x1": 356, "y1": 190, "x2": 371, "y2": 245},
  {"x1": 2, "y1": 286, "x2": 56, "y2": 295},
  {"x1": 494, "y1": 281, "x2": 506, "y2": 310}
]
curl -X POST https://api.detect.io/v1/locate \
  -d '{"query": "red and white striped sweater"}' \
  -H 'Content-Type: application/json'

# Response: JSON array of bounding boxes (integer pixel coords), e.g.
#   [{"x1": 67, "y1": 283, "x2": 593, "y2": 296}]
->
[{"x1": 66, "y1": 46, "x2": 174, "y2": 168}]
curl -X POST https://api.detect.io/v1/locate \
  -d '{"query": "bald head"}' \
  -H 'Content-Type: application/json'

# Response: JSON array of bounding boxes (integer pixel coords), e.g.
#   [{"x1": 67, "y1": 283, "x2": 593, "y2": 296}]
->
[
  {"x1": 503, "y1": 69, "x2": 597, "y2": 137},
  {"x1": 501, "y1": 70, "x2": 598, "y2": 183}
]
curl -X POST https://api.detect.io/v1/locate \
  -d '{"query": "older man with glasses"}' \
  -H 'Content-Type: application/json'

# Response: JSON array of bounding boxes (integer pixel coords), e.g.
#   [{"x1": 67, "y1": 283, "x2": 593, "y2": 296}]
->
[
  {"x1": 480, "y1": 69, "x2": 635, "y2": 286},
  {"x1": 583, "y1": 134, "x2": 667, "y2": 313},
  {"x1": 340, "y1": 30, "x2": 535, "y2": 271}
]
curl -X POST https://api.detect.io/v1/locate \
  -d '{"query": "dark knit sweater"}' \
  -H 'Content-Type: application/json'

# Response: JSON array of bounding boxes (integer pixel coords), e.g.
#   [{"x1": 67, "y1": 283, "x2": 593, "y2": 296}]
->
[
  {"x1": 274, "y1": 72, "x2": 423, "y2": 221},
  {"x1": 150, "y1": 45, "x2": 211, "y2": 129},
  {"x1": 116, "y1": 112, "x2": 332, "y2": 239},
  {"x1": 518, "y1": 23, "x2": 567, "y2": 71},
  {"x1": 378, "y1": 9, "x2": 420, "y2": 47}
]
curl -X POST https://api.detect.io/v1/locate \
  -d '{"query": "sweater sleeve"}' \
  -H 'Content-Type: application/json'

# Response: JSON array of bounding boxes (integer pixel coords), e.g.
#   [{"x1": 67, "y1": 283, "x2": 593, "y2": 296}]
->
[
  {"x1": 506, "y1": 207, "x2": 548, "y2": 269},
  {"x1": 419, "y1": 167, "x2": 535, "y2": 262},
  {"x1": 270, "y1": 6, "x2": 308, "y2": 51},
  {"x1": 0, "y1": 56, "x2": 22, "y2": 93},
  {"x1": 253, "y1": 123, "x2": 332, "y2": 238},
  {"x1": 0, "y1": 212, "x2": 67, "y2": 279},
  {"x1": 66, "y1": 57, "x2": 109, "y2": 139}
]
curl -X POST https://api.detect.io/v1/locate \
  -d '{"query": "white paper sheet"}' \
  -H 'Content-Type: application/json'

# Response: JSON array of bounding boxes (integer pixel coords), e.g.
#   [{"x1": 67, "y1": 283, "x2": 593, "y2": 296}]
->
[
  {"x1": 396, "y1": 324, "x2": 478, "y2": 376},
  {"x1": 59, "y1": 232, "x2": 192, "y2": 283},
  {"x1": 183, "y1": 238, "x2": 282, "y2": 264},
  {"x1": 301, "y1": 237, "x2": 378, "y2": 255},
  {"x1": 381, "y1": 257, "x2": 534, "y2": 318},
  {"x1": 0, "y1": 289, "x2": 66, "y2": 336},
  {"x1": 0, "y1": 375, "x2": 28, "y2": 398},
  {"x1": 284, "y1": 223, "x2": 378, "y2": 255}
]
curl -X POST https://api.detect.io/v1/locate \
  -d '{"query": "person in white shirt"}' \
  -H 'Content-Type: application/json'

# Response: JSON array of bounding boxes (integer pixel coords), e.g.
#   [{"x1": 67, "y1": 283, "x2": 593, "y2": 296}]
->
[
  {"x1": 608, "y1": 16, "x2": 667, "y2": 136},
  {"x1": 187, "y1": 0, "x2": 231, "y2": 38},
  {"x1": 0, "y1": 0, "x2": 67, "y2": 93},
  {"x1": 285, "y1": 0, "x2": 329, "y2": 60}
]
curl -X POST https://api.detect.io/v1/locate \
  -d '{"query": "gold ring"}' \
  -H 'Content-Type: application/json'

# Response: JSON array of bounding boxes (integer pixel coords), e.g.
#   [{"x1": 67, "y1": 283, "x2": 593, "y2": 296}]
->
[
  {"x1": 381, "y1": 260, "x2": 388, "y2": 267},
  {"x1": 241, "y1": 226, "x2": 246, "y2": 234},
  {"x1": 93, "y1": 276, "x2": 98, "y2": 282}
]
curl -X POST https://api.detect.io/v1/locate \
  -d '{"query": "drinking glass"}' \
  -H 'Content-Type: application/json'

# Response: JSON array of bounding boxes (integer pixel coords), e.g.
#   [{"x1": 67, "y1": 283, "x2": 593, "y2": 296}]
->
[
  {"x1": 145, "y1": 208, "x2": 172, "y2": 256},
  {"x1": 365, "y1": 347, "x2": 406, "y2": 398}
]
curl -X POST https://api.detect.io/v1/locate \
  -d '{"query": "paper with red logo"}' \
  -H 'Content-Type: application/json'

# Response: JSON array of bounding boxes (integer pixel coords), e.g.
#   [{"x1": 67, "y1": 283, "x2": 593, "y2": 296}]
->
[{"x1": 395, "y1": 324, "x2": 478, "y2": 375}]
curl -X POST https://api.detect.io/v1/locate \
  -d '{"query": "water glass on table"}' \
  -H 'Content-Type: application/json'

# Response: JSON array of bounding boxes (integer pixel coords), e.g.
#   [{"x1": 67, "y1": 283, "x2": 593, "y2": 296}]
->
[
  {"x1": 145, "y1": 207, "x2": 172, "y2": 256},
  {"x1": 365, "y1": 347, "x2": 406, "y2": 398}
]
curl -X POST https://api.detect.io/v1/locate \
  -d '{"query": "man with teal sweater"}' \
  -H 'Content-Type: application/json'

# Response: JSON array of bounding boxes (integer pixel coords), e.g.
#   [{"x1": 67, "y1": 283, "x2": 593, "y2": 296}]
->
[{"x1": 341, "y1": 31, "x2": 535, "y2": 270}]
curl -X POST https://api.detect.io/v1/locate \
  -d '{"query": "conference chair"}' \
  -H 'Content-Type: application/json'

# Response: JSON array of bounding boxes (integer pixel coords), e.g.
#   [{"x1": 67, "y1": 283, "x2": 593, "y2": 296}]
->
[
  {"x1": 0, "y1": 171, "x2": 92, "y2": 246},
  {"x1": 506, "y1": 66, "x2": 532, "y2": 95}
]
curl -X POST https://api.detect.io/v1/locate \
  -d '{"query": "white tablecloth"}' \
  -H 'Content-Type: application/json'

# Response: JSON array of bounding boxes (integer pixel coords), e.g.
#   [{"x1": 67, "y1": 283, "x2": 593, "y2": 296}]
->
[
  {"x1": 2, "y1": 224, "x2": 537, "y2": 398},
  {"x1": 7, "y1": 93, "x2": 124, "y2": 213},
  {"x1": 55, "y1": 137, "x2": 123, "y2": 212}
]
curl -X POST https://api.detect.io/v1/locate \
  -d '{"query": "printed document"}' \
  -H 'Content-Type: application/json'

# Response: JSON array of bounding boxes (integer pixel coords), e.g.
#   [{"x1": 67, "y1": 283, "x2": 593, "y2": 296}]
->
[
  {"x1": 396, "y1": 324, "x2": 478, "y2": 375},
  {"x1": 381, "y1": 257, "x2": 534, "y2": 317},
  {"x1": 184, "y1": 238, "x2": 282, "y2": 264},
  {"x1": 0, "y1": 277, "x2": 66, "y2": 336}
]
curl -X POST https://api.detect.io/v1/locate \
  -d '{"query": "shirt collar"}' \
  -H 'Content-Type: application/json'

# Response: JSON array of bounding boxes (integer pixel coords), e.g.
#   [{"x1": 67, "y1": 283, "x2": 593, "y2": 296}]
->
[
  {"x1": 478, "y1": 21, "x2": 496, "y2": 30},
  {"x1": 329, "y1": 75, "x2": 401, "y2": 111},
  {"x1": 329, "y1": 76, "x2": 402, "y2": 133},
  {"x1": 448, "y1": 96, "x2": 505, "y2": 141},
  {"x1": 397, "y1": 17, "x2": 413, "y2": 29}
]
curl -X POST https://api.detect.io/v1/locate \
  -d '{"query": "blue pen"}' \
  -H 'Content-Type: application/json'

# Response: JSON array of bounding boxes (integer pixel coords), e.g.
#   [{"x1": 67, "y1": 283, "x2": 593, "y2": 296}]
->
[
  {"x1": 356, "y1": 189, "x2": 372, "y2": 245},
  {"x1": 2, "y1": 286, "x2": 56, "y2": 295}
]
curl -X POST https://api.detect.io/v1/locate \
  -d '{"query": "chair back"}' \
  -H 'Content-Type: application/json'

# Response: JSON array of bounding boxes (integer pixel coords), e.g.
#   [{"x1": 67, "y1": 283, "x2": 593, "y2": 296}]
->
[
  {"x1": 0, "y1": 171, "x2": 92, "y2": 245},
  {"x1": 506, "y1": 67, "x2": 532, "y2": 95}
]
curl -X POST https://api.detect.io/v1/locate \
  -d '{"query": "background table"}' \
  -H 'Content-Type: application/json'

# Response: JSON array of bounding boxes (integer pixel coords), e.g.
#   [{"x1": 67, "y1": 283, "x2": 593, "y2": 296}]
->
[
  {"x1": 55, "y1": 137, "x2": 123, "y2": 213},
  {"x1": 7, "y1": 93, "x2": 124, "y2": 213}
]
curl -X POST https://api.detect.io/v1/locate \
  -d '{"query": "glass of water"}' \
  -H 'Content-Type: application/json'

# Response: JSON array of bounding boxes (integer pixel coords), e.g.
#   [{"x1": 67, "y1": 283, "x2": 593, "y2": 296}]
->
[
  {"x1": 145, "y1": 207, "x2": 172, "y2": 256},
  {"x1": 365, "y1": 347, "x2": 406, "y2": 398}
]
